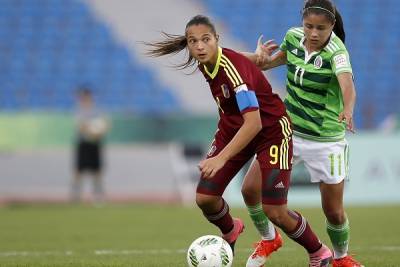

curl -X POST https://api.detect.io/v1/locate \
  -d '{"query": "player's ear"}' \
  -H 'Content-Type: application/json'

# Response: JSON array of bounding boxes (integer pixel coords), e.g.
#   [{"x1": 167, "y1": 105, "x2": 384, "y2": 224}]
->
[{"x1": 216, "y1": 34, "x2": 219, "y2": 41}]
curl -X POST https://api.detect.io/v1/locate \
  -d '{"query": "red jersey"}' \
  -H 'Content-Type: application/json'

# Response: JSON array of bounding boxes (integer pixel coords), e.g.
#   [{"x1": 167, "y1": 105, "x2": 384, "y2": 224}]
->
[{"x1": 199, "y1": 47, "x2": 287, "y2": 142}]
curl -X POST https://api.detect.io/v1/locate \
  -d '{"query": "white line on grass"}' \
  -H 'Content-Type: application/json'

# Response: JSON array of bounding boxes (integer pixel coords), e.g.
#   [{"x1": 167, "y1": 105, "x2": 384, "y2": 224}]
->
[
  {"x1": 0, "y1": 251, "x2": 73, "y2": 257},
  {"x1": 1, "y1": 246, "x2": 400, "y2": 257},
  {"x1": 0, "y1": 248, "x2": 278, "y2": 257},
  {"x1": 94, "y1": 249, "x2": 187, "y2": 255}
]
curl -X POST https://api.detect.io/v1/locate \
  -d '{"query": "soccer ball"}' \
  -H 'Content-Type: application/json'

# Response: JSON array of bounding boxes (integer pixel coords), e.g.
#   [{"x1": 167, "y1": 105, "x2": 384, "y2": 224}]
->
[{"x1": 186, "y1": 235, "x2": 233, "y2": 267}]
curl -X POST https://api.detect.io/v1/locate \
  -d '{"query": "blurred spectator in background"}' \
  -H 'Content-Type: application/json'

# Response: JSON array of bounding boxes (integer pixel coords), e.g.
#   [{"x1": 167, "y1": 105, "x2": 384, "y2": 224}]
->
[
  {"x1": 361, "y1": 100, "x2": 375, "y2": 130},
  {"x1": 71, "y1": 87, "x2": 110, "y2": 204},
  {"x1": 379, "y1": 113, "x2": 398, "y2": 134}
]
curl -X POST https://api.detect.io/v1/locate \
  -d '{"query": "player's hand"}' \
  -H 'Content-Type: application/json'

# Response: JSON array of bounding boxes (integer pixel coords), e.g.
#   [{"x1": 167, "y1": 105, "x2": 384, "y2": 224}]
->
[
  {"x1": 338, "y1": 109, "x2": 355, "y2": 133},
  {"x1": 198, "y1": 156, "x2": 226, "y2": 179},
  {"x1": 255, "y1": 35, "x2": 279, "y2": 67}
]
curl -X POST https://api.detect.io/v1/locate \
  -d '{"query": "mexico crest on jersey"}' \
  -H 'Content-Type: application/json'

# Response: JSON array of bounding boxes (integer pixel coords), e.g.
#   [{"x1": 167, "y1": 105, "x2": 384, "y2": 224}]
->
[
  {"x1": 221, "y1": 84, "x2": 230, "y2": 98},
  {"x1": 314, "y1": 55, "x2": 323, "y2": 69}
]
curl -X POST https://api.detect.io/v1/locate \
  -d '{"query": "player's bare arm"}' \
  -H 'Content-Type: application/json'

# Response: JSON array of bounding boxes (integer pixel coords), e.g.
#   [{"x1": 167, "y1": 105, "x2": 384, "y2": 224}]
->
[
  {"x1": 241, "y1": 36, "x2": 286, "y2": 70},
  {"x1": 198, "y1": 109, "x2": 262, "y2": 178},
  {"x1": 240, "y1": 36, "x2": 274, "y2": 63},
  {"x1": 337, "y1": 72, "x2": 356, "y2": 133}
]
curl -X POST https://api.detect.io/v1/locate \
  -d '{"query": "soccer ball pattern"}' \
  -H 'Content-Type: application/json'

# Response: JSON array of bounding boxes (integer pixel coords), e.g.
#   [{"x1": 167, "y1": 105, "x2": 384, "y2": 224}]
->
[{"x1": 187, "y1": 235, "x2": 233, "y2": 267}]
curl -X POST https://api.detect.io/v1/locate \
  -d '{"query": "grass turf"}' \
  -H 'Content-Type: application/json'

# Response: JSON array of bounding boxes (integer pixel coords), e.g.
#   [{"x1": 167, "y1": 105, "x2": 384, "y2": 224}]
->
[{"x1": 0, "y1": 203, "x2": 399, "y2": 266}]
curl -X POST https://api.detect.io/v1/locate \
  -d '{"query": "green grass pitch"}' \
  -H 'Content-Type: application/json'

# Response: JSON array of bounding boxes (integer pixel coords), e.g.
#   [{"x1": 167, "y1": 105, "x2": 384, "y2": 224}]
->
[{"x1": 0, "y1": 203, "x2": 399, "y2": 267}]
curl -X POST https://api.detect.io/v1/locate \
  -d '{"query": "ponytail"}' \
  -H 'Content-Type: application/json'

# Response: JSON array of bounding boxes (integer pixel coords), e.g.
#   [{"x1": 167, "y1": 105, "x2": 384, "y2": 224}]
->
[
  {"x1": 144, "y1": 32, "x2": 196, "y2": 70},
  {"x1": 333, "y1": 7, "x2": 345, "y2": 43}
]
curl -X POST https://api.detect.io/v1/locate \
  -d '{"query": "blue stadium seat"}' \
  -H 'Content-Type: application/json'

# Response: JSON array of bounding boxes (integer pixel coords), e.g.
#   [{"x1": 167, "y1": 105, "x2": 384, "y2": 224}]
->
[{"x1": 0, "y1": 0, "x2": 179, "y2": 113}]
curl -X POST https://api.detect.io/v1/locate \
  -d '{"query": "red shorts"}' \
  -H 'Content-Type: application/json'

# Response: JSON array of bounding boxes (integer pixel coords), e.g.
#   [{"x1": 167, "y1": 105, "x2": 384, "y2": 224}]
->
[
  {"x1": 257, "y1": 116, "x2": 293, "y2": 205},
  {"x1": 197, "y1": 116, "x2": 293, "y2": 202},
  {"x1": 260, "y1": 168, "x2": 291, "y2": 205},
  {"x1": 196, "y1": 137, "x2": 253, "y2": 196}
]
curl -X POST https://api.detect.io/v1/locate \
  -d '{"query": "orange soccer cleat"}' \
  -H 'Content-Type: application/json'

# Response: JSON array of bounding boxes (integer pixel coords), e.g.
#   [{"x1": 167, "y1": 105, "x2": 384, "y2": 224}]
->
[
  {"x1": 246, "y1": 229, "x2": 283, "y2": 267},
  {"x1": 333, "y1": 255, "x2": 364, "y2": 267}
]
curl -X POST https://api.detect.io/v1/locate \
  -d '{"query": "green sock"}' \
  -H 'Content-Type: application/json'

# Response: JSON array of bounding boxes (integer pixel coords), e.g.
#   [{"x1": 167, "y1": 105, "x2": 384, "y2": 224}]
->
[
  {"x1": 247, "y1": 203, "x2": 275, "y2": 240},
  {"x1": 326, "y1": 218, "x2": 350, "y2": 258}
]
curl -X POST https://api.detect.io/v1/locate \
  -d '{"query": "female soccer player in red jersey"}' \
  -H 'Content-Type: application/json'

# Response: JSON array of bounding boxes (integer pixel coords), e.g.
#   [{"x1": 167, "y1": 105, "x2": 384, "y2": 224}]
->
[{"x1": 146, "y1": 15, "x2": 332, "y2": 266}]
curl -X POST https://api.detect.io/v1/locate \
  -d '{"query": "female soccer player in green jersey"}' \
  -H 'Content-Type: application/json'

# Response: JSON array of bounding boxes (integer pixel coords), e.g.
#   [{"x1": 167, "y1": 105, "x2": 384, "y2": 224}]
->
[{"x1": 242, "y1": 0, "x2": 364, "y2": 267}]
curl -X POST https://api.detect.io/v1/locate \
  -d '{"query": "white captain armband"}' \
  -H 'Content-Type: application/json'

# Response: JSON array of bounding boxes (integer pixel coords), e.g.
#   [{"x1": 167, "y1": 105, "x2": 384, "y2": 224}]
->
[{"x1": 234, "y1": 84, "x2": 259, "y2": 112}]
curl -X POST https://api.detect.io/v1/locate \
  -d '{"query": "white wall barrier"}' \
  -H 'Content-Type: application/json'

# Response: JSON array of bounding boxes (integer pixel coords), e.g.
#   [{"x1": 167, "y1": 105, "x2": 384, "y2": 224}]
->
[{"x1": 0, "y1": 133, "x2": 399, "y2": 206}]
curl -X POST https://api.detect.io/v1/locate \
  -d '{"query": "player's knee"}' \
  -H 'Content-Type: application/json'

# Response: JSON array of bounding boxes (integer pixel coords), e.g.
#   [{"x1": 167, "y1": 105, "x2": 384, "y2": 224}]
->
[
  {"x1": 241, "y1": 184, "x2": 259, "y2": 203},
  {"x1": 324, "y1": 209, "x2": 346, "y2": 225},
  {"x1": 263, "y1": 207, "x2": 286, "y2": 227},
  {"x1": 195, "y1": 194, "x2": 217, "y2": 210}
]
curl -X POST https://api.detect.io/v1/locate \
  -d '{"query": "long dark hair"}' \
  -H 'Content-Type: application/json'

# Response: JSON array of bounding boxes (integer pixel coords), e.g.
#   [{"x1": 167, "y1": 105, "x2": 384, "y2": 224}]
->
[
  {"x1": 302, "y1": 0, "x2": 345, "y2": 43},
  {"x1": 144, "y1": 15, "x2": 217, "y2": 70}
]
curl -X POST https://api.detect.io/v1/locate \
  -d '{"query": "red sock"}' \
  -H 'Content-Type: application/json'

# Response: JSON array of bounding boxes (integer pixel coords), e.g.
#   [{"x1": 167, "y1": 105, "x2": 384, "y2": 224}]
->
[
  {"x1": 203, "y1": 199, "x2": 233, "y2": 234},
  {"x1": 285, "y1": 210, "x2": 321, "y2": 253}
]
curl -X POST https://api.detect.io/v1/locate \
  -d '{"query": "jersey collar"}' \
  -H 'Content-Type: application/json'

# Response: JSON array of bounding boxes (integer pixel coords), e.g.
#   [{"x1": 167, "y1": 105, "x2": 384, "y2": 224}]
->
[
  {"x1": 300, "y1": 37, "x2": 319, "y2": 63},
  {"x1": 322, "y1": 31, "x2": 336, "y2": 52},
  {"x1": 204, "y1": 47, "x2": 222, "y2": 79}
]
